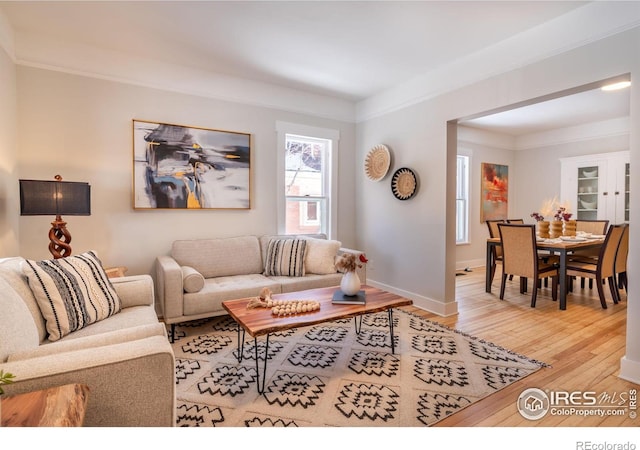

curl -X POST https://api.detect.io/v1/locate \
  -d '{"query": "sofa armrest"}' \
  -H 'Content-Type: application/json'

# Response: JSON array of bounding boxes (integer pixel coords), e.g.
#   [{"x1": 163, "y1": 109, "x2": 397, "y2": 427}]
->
[
  {"x1": 0, "y1": 335, "x2": 175, "y2": 427},
  {"x1": 338, "y1": 247, "x2": 367, "y2": 284},
  {"x1": 155, "y1": 255, "x2": 184, "y2": 323},
  {"x1": 111, "y1": 274, "x2": 154, "y2": 308}
]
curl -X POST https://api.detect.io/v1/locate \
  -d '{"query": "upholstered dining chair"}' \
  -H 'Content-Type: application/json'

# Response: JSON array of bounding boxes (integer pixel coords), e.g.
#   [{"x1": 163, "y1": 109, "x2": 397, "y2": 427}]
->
[
  {"x1": 566, "y1": 223, "x2": 627, "y2": 309},
  {"x1": 614, "y1": 224, "x2": 629, "y2": 295},
  {"x1": 506, "y1": 219, "x2": 525, "y2": 224},
  {"x1": 576, "y1": 219, "x2": 609, "y2": 235},
  {"x1": 573, "y1": 219, "x2": 610, "y2": 289},
  {"x1": 497, "y1": 223, "x2": 558, "y2": 307},
  {"x1": 486, "y1": 219, "x2": 505, "y2": 286}
]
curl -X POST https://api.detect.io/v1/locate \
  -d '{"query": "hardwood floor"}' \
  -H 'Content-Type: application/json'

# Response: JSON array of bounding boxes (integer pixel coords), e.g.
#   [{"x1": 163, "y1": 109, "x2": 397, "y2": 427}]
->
[{"x1": 402, "y1": 267, "x2": 637, "y2": 427}]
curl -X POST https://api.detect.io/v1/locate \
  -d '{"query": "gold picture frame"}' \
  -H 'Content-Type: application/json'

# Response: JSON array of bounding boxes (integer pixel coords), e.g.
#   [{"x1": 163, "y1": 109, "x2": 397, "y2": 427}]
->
[{"x1": 133, "y1": 119, "x2": 251, "y2": 209}]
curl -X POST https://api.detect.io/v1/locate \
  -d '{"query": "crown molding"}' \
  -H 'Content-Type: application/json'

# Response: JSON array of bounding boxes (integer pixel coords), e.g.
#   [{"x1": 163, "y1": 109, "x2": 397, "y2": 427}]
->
[
  {"x1": 355, "y1": 2, "x2": 640, "y2": 122},
  {"x1": 12, "y1": 29, "x2": 356, "y2": 123},
  {"x1": 459, "y1": 116, "x2": 630, "y2": 152},
  {"x1": 5, "y1": 2, "x2": 640, "y2": 125},
  {"x1": 515, "y1": 116, "x2": 630, "y2": 150}
]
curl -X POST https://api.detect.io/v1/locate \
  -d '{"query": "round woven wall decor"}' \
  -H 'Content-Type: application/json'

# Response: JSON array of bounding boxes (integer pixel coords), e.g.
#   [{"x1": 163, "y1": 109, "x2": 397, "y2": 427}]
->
[
  {"x1": 391, "y1": 167, "x2": 418, "y2": 200},
  {"x1": 364, "y1": 144, "x2": 391, "y2": 181}
]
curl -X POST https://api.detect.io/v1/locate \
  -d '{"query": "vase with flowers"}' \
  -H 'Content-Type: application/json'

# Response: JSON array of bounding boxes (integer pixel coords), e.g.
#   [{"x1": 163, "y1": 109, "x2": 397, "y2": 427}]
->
[
  {"x1": 335, "y1": 253, "x2": 368, "y2": 296},
  {"x1": 530, "y1": 212, "x2": 549, "y2": 238},
  {"x1": 554, "y1": 206, "x2": 575, "y2": 236},
  {"x1": 553, "y1": 205, "x2": 576, "y2": 237}
]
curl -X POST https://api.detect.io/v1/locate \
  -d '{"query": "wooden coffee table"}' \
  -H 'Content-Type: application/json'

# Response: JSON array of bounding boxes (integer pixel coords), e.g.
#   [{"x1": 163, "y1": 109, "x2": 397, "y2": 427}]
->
[{"x1": 222, "y1": 285, "x2": 413, "y2": 393}]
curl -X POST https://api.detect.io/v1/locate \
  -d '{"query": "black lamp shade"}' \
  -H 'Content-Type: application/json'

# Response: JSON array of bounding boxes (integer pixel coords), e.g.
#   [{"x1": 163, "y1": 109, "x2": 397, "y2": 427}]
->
[{"x1": 20, "y1": 179, "x2": 91, "y2": 216}]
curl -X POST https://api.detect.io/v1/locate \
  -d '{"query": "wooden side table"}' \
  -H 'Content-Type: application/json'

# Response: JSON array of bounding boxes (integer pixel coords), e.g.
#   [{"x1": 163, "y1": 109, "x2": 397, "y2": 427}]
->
[
  {"x1": 1, "y1": 383, "x2": 90, "y2": 427},
  {"x1": 105, "y1": 266, "x2": 128, "y2": 278}
]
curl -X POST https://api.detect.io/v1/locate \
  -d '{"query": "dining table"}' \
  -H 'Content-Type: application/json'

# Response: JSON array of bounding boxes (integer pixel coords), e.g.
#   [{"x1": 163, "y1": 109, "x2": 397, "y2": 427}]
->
[{"x1": 485, "y1": 235, "x2": 606, "y2": 310}]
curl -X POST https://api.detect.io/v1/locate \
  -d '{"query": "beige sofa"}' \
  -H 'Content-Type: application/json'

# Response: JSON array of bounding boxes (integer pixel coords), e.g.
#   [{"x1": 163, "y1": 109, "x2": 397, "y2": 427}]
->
[
  {"x1": 155, "y1": 234, "x2": 366, "y2": 340},
  {"x1": 0, "y1": 256, "x2": 175, "y2": 427}
]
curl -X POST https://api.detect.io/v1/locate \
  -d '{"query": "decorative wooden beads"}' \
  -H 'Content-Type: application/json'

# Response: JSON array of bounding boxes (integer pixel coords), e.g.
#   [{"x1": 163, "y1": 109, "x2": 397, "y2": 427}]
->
[
  {"x1": 245, "y1": 288, "x2": 321, "y2": 317},
  {"x1": 270, "y1": 299, "x2": 320, "y2": 317}
]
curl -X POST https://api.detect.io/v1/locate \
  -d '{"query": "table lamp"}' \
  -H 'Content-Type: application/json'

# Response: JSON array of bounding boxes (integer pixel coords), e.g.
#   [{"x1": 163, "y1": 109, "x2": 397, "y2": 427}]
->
[{"x1": 19, "y1": 175, "x2": 91, "y2": 259}]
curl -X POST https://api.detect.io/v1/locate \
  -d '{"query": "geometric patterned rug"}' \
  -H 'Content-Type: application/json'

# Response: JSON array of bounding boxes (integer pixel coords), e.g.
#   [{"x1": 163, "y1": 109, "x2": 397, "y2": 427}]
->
[{"x1": 170, "y1": 308, "x2": 547, "y2": 427}]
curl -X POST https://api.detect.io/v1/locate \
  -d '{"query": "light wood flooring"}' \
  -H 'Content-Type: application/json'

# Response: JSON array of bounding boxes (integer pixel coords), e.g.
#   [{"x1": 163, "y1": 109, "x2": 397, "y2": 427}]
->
[{"x1": 402, "y1": 267, "x2": 637, "y2": 427}]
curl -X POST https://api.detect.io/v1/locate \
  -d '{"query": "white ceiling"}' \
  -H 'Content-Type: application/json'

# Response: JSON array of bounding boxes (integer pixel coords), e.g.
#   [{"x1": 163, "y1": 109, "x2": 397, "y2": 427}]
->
[
  {"x1": 0, "y1": 1, "x2": 633, "y2": 132},
  {"x1": 461, "y1": 84, "x2": 631, "y2": 136}
]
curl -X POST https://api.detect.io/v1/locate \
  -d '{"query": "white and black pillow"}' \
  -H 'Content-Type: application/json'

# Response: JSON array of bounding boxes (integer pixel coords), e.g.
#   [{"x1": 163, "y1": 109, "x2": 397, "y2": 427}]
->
[
  {"x1": 22, "y1": 251, "x2": 122, "y2": 341},
  {"x1": 264, "y1": 239, "x2": 307, "y2": 277}
]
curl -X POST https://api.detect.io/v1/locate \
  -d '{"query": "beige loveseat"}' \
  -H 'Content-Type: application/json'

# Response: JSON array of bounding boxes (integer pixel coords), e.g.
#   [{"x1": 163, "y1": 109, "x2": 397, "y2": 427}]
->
[
  {"x1": 155, "y1": 234, "x2": 366, "y2": 340},
  {"x1": 0, "y1": 255, "x2": 175, "y2": 427}
]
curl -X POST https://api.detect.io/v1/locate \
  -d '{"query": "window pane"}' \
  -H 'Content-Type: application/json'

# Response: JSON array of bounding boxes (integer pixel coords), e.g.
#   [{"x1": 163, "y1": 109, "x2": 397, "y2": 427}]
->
[
  {"x1": 285, "y1": 198, "x2": 325, "y2": 234},
  {"x1": 456, "y1": 199, "x2": 466, "y2": 242},
  {"x1": 456, "y1": 155, "x2": 469, "y2": 244},
  {"x1": 285, "y1": 137, "x2": 325, "y2": 197}
]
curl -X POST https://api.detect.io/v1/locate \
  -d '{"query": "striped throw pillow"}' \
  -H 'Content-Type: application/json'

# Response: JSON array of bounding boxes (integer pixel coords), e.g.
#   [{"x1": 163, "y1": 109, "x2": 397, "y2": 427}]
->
[
  {"x1": 264, "y1": 239, "x2": 307, "y2": 277},
  {"x1": 22, "y1": 251, "x2": 122, "y2": 341}
]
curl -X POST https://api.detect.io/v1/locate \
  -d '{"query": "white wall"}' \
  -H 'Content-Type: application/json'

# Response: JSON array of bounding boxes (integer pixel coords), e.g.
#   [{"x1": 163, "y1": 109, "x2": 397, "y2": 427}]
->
[
  {"x1": 0, "y1": 44, "x2": 18, "y2": 257},
  {"x1": 356, "y1": 27, "x2": 639, "y2": 313},
  {"x1": 513, "y1": 133, "x2": 630, "y2": 223},
  {"x1": 356, "y1": 25, "x2": 640, "y2": 381},
  {"x1": 15, "y1": 67, "x2": 357, "y2": 274},
  {"x1": 456, "y1": 126, "x2": 517, "y2": 270}
]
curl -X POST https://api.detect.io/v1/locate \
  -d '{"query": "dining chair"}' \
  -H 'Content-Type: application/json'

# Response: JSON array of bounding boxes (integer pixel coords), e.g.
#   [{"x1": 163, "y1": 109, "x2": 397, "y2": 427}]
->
[
  {"x1": 497, "y1": 223, "x2": 558, "y2": 307},
  {"x1": 576, "y1": 219, "x2": 609, "y2": 235},
  {"x1": 573, "y1": 219, "x2": 610, "y2": 288},
  {"x1": 486, "y1": 219, "x2": 505, "y2": 286},
  {"x1": 566, "y1": 223, "x2": 627, "y2": 309},
  {"x1": 614, "y1": 224, "x2": 629, "y2": 295},
  {"x1": 506, "y1": 219, "x2": 524, "y2": 224}
]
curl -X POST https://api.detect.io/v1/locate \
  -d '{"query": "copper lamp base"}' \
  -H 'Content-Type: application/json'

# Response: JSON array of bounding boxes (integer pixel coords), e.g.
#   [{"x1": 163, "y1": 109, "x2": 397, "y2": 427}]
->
[{"x1": 49, "y1": 215, "x2": 72, "y2": 259}]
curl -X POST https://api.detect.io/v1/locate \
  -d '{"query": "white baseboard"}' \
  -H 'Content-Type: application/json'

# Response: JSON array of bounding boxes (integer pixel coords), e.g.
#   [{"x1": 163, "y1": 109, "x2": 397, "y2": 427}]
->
[
  {"x1": 455, "y1": 259, "x2": 485, "y2": 271},
  {"x1": 367, "y1": 279, "x2": 458, "y2": 317},
  {"x1": 619, "y1": 356, "x2": 640, "y2": 384}
]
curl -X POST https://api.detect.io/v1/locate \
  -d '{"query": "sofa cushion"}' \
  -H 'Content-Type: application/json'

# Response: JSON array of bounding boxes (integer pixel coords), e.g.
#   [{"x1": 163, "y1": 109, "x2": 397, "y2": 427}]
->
[
  {"x1": 52, "y1": 305, "x2": 160, "y2": 341},
  {"x1": 7, "y1": 322, "x2": 167, "y2": 362},
  {"x1": 22, "y1": 251, "x2": 122, "y2": 341},
  {"x1": 303, "y1": 237, "x2": 342, "y2": 274},
  {"x1": 264, "y1": 238, "x2": 307, "y2": 277},
  {"x1": 0, "y1": 276, "x2": 40, "y2": 362},
  {"x1": 172, "y1": 236, "x2": 263, "y2": 278},
  {"x1": 183, "y1": 274, "x2": 281, "y2": 317},
  {"x1": 181, "y1": 266, "x2": 205, "y2": 293},
  {"x1": 273, "y1": 272, "x2": 343, "y2": 293}
]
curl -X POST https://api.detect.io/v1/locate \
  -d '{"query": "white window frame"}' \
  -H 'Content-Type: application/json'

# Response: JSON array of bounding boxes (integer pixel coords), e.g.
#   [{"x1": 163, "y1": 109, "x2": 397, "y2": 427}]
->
[
  {"x1": 456, "y1": 153, "x2": 470, "y2": 244},
  {"x1": 276, "y1": 121, "x2": 339, "y2": 238}
]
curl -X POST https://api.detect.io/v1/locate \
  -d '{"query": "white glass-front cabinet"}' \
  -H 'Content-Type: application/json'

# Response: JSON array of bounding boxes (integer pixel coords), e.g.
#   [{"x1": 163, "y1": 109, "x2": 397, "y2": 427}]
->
[{"x1": 560, "y1": 151, "x2": 630, "y2": 224}]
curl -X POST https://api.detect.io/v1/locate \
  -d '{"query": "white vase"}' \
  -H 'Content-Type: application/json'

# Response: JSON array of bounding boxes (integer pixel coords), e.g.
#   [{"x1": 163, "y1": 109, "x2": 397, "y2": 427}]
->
[{"x1": 340, "y1": 270, "x2": 361, "y2": 296}]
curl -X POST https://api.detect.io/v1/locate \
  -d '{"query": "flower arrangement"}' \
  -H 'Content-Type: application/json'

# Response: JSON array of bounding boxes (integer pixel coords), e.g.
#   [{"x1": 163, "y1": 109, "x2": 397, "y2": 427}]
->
[
  {"x1": 532, "y1": 197, "x2": 573, "y2": 222},
  {"x1": 0, "y1": 369, "x2": 15, "y2": 395},
  {"x1": 335, "y1": 253, "x2": 368, "y2": 273},
  {"x1": 554, "y1": 206, "x2": 573, "y2": 222}
]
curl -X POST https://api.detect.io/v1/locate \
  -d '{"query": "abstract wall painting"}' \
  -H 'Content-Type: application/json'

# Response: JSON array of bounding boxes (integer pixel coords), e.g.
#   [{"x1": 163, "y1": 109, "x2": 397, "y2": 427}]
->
[
  {"x1": 481, "y1": 162, "x2": 508, "y2": 222},
  {"x1": 133, "y1": 120, "x2": 251, "y2": 209}
]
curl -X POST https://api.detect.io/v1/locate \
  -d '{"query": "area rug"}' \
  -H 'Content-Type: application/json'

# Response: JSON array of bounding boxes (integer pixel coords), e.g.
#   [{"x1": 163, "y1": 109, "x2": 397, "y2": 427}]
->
[{"x1": 170, "y1": 308, "x2": 546, "y2": 427}]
